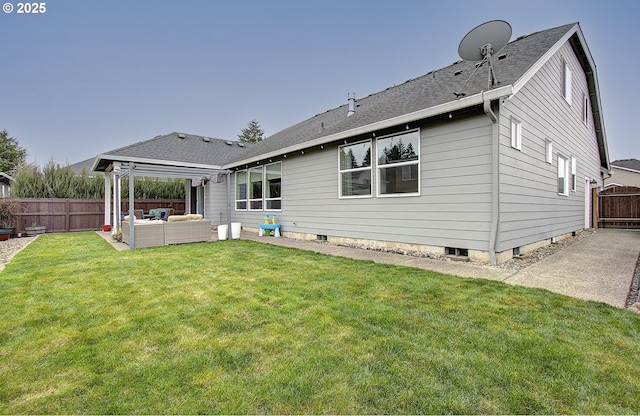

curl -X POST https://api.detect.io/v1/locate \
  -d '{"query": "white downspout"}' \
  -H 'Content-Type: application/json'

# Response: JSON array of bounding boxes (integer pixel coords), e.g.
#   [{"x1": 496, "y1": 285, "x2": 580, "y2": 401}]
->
[{"x1": 483, "y1": 91, "x2": 500, "y2": 265}]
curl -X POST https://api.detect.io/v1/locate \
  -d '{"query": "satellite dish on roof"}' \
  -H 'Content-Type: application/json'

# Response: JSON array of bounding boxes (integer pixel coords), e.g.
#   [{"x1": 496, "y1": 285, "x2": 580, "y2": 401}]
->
[
  {"x1": 458, "y1": 20, "x2": 511, "y2": 62},
  {"x1": 454, "y1": 20, "x2": 512, "y2": 97}
]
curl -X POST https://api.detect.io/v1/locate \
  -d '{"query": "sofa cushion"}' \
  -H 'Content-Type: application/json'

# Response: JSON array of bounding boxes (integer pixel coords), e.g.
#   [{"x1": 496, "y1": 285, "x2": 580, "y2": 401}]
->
[
  {"x1": 186, "y1": 214, "x2": 203, "y2": 221},
  {"x1": 167, "y1": 215, "x2": 188, "y2": 222}
]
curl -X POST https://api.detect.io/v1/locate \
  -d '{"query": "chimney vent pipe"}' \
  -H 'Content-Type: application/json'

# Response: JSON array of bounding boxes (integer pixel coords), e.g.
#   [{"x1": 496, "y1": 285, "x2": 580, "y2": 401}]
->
[{"x1": 347, "y1": 92, "x2": 356, "y2": 116}]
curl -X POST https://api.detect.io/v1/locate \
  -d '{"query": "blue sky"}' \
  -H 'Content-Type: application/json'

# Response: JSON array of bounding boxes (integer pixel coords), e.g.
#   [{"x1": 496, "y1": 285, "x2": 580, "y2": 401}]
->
[{"x1": 1, "y1": 0, "x2": 637, "y2": 166}]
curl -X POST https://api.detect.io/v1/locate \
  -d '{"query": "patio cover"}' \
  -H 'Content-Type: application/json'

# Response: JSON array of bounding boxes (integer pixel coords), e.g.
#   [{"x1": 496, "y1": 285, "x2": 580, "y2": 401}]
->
[
  {"x1": 91, "y1": 132, "x2": 250, "y2": 249},
  {"x1": 109, "y1": 162, "x2": 231, "y2": 249}
]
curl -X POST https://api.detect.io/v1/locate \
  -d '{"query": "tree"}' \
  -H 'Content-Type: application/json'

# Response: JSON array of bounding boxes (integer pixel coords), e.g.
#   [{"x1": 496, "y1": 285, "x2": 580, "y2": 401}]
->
[
  {"x1": 237, "y1": 120, "x2": 265, "y2": 143},
  {"x1": 0, "y1": 130, "x2": 27, "y2": 173}
]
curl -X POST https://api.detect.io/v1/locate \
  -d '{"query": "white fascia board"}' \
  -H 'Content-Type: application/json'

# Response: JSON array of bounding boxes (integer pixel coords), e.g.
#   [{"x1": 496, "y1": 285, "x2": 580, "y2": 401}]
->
[
  {"x1": 90, "y1": 156, "x2": 103, "y2": 172},
  {"x1": 611, "y1": 165, "x2": 640, "y2": 175},
  {"x1": 0, "y1": 172, "x2": 14, "y2": 181},
  {"x1": 573, "y1": 24, "x2": 610, "y2": 171},
  {"x1": 93, "y1": 154, "x2": 222, "y2": 172},
  {"x1": 224, "y1": 85, "x2": 513, "y2": 168},
  {"x1": 512, "y1": 24, "x2": 579, "y2": 95}
]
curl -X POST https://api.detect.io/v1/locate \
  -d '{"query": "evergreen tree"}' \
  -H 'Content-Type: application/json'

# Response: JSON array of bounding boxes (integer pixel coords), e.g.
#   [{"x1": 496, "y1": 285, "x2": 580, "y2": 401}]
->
[
  {"x1": 237, "y1": 120, "x2": 265, "y2": 143},
  {"x1": 0, "y1": 130, "x2": 27, "y2": 173}
]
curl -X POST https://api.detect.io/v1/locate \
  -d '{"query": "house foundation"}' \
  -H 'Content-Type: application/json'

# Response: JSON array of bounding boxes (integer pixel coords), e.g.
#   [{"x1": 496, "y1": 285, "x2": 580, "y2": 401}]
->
[{"x1": 248, "y1": 228, "x2": 578, "y2": 265}]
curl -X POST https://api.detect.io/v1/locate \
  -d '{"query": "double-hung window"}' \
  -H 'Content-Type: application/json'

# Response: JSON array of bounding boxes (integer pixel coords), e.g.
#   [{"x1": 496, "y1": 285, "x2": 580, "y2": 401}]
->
[
  {"x1": 265, "y1": 162, "x2": 282, "y2": 210},
  {"x1": 558, "y1": 155, "x2": 569, "y2": 196},
  {"x1": 249, "y1": 166, "x2": 263, "y2": 210},
  {"x1": 339, "y1": 140, "x2": 372, "y2": 197},
  {"x1": 235, "y1": 170, "x2": 247, "y2": 210},
  {"x1": 377, "y1": 131, "x2": 420, "y2": 196}
]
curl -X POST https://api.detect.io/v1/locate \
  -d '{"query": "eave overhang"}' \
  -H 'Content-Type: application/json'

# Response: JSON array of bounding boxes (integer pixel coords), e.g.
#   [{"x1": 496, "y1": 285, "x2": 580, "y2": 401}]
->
[
  {"x1": 92, "y1": 154, "x2": 223, "y2": 173},
  {"x1": 223, "y1": 85, "x2": 514, "y2": 169}
]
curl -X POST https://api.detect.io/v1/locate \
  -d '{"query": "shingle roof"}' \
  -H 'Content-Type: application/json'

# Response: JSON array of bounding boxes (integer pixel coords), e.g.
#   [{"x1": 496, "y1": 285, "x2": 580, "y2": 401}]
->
[
  {"x1": 94, "y1": 23, "x2": 609, "y2": 173},
  {"x1": 229, "y1": 23, "x2": 576, "y2": 164},
  {"x1": 94, "y1": 132, "x2": 251, "y2": 171},
  {"x1": 611, "y1": 159, "x2": 640, "y2": 172},
  {"x1": 69, "y1": 158, "x2": 96, "y2": 174}
]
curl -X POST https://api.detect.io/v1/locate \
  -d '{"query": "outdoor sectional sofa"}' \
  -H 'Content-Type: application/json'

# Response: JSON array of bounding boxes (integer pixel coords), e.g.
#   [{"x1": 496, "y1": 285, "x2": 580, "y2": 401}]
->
[{"x1": 121, "y1": 214, "x2": 211, "y2": 248}]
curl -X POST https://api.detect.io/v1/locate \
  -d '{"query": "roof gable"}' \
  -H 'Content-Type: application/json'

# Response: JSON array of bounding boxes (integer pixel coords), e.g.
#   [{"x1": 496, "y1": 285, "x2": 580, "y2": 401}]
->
[{"x1": 93, "y1": 132, "x2": 251, "y2": 171}]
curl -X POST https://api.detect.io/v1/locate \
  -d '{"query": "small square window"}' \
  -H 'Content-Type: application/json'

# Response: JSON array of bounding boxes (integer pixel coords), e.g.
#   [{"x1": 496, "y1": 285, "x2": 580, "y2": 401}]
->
[{"x1": 511, "y1": 118, "x2": 522, "y2": 150}]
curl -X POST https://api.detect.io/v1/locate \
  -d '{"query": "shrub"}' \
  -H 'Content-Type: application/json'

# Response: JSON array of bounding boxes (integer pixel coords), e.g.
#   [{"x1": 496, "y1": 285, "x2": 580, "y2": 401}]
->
[
  {"x1": 0, "y1": 197, "x2": 18, "y2": 228},
  {"x1": 11, "y1": 161, "x2": 185, "y2": 199}
]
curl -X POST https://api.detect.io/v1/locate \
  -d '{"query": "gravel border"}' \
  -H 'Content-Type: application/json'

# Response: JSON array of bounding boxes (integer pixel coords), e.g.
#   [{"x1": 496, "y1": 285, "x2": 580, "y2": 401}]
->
[
  {"x1": 0, "y1": 236, "x2": 38, "y2": 272},
  {"x1": 625, "y1": 253, "x2": 640, "y2": 311},
  {"x1": 336, "y1": 230, "x2": 589, "y2": 272}
]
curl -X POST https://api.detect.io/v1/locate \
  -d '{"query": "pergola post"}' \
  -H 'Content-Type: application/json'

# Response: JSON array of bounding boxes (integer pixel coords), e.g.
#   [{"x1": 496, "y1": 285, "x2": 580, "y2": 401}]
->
[
  {"x1": 104, "y1": 174, "x2": 111, "y2": 226},
  {"x1": 128, "y1": 164, "x2": 135, "y2": 249},
  {"x1": 226, "y1": 171, "x2": 232, "y2": 240},
  {"x1": 112, "y1": 174, "x2": 121, "y2": 236}
]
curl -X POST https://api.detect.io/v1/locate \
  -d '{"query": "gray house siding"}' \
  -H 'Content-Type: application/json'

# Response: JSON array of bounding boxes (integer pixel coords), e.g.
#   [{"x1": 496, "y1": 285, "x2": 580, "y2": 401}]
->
[
  {"x1": 218, "y1": 114, "x2": 494, "y2": 252},
  {"x1": 497, "y1": 41, "x2": 602, "y2": 252},
  {"x1": 205, "y1": 38, "x2": 605, "y2": 260},
  {"x1": 205, "y1": 178, "x2": 228, "y2": 225}
]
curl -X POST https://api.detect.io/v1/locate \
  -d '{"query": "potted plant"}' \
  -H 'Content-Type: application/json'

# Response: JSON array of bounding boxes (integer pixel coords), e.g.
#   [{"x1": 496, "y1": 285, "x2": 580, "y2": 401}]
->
[
  {"x1": 25, "y1": 222, "x2": 46, "y2": 237},
  {"x1": 0, "y1": 198, "x2": 18, "y2": 239}
]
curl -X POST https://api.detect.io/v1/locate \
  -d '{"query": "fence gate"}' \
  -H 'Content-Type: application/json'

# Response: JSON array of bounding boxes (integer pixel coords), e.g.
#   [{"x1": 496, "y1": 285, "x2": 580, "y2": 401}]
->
[{"x1": 598, "y1": 186, "x2": 640, "y2": 229}]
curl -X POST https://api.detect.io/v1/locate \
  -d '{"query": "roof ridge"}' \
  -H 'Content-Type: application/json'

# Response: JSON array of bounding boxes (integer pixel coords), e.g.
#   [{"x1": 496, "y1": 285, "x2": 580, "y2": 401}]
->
[
  {"x1": 303, "y1": 23, "x2": 578, "y2": 120},
  {"x1": 512, "y1": 22, "x2": 576, "y2": 42}
]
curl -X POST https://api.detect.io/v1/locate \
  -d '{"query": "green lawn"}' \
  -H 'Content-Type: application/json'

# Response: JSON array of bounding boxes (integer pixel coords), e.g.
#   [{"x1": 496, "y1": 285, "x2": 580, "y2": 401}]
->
[{"x1": 0, "y1": 232, "x2": 638, "y2": 414}]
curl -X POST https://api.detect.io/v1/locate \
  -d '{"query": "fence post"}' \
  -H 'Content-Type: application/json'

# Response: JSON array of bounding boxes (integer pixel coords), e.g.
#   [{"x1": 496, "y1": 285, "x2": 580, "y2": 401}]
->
[{"x1": 65, "y1": 199, "x2": 70, "y2": 232}]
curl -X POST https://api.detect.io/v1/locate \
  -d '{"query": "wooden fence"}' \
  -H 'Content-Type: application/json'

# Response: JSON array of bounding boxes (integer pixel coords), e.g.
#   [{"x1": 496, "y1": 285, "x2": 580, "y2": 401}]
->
[
  {"x1": 598, "y1": 186, "x2": 640, "y2": 229},
  {"x1": 12, "y1": 198, "x2": 185, "y2": 234}
]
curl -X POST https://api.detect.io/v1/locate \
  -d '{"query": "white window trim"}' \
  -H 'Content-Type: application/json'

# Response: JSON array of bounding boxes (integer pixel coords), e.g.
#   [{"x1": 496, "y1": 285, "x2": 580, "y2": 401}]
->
[
  {"x1": 545, "y1": 140, "x2": 553, "y2": 164},
  {"x1": 376, "y1": 130, "x2": 421, "y2": 198},
  {"x1": 571, "y1": 156, "x2": 577, "y2": 192},
  {"x1": 511, "y1": 117, "x2": 522, "y2": 150},
  {"x1": 563, "y1": 60, "x2": 572, "y2": 105},
  {"x1": 558, "y1": 155, "x2": 569, "y2": 196},
  {"x1": 338, "y1": 139, "x2": 373, "y2": 199},
  {"x1": 265, "y1": 161, "x2": 283, "y2": 211},
  {"x1": 248, "y1": 166, "x2": 264, "y2": 211},
  {"x1": 234, "y1": 170, "x2": 248, "y2": 211}
]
